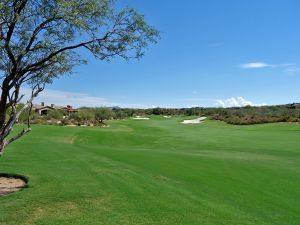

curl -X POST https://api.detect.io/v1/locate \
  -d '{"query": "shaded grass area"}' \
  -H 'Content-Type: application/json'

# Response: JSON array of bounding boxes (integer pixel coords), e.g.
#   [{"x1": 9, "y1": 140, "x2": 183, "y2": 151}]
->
[
  {"x1": 0, "y1": 173, "x2": 29, "y2": 183},
  {"x1": 0, "y1": 116, "x2": 300, "y2": 224}
]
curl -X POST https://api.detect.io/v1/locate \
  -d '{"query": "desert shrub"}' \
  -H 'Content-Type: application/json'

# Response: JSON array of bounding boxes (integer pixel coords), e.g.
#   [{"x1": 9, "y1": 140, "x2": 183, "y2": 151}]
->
[
  {"x1": 46, "y1": 110, "x2": 64, "y2": 120},
  {"x1": 12, "y1": 103, "x2": 300, "y2": 126},
  {"x1": 114, "y1": 110, "x2": 127, "y2": 119},
  {"x1": 61, "y1": 119, "x2": 72, "y2": 126}
]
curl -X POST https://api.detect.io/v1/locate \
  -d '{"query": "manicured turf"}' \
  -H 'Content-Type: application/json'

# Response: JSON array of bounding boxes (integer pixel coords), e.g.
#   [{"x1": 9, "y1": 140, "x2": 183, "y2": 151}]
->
[{"x1": 0, "y1": 117, "x2": 300, "y2": 225}]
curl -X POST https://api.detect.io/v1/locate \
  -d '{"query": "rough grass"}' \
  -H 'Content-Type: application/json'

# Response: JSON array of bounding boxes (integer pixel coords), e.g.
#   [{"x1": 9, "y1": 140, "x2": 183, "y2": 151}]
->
[{"x1": 0, "y1": 116, "x2": 300, "y2": 225}]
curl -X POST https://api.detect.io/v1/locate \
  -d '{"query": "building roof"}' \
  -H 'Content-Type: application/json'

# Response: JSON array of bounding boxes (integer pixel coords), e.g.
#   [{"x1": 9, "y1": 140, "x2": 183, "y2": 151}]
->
[
  {"x1": 32, "y1": 104, "x2": 54, "y2": 110},
  {"x1": 33, "y1": 106, "x2": 54, "y2": 110},
  {"x1": 32, "y1": 103, "x2": 78, "y2": 111}
]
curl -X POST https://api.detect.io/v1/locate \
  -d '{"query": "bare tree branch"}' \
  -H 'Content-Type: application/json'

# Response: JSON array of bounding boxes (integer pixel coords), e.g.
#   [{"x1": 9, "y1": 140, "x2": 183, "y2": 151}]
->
[{"x1": 0, "y1": 83, "x2": 44, "y2": 155}]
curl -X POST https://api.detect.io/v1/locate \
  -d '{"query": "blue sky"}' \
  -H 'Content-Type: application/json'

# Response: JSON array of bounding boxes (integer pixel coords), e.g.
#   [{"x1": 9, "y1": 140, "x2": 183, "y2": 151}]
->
[{"x1": 33, "y1": 0, "x2": 300, "y2": 108}]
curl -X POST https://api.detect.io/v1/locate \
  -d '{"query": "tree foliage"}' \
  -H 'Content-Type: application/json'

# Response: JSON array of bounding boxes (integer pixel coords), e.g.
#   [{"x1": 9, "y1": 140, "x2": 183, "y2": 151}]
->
[
  {"x1": 94, "y1": 107, "x2": 113, "y2": 124},
  {"x1": 0, "y1": 0, "x2": 159, "y2": 155}
]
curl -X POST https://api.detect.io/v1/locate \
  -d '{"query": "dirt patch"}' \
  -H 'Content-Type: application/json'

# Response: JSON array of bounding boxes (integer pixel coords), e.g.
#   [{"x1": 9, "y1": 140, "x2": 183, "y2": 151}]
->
[
  {"x1": 0, "y1": 176, "x2": 27, "y2": 196},
  {"x1": 69, "y1": 135, "x2": 77, "y2": 144}
]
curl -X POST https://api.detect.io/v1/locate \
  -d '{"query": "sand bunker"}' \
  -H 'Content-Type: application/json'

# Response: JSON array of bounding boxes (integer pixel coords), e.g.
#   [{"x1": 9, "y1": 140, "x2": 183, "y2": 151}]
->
[
  {"x1": 133, "y1": 116, "x2": 150, "y2": 120},
  {"x1": 0, "y1": 176, "x2": 27, "y2": 196},
  {"x1": 163, "y1": 116, "x2": 172, "y2": 118},
  {"x1": 181, "y1": 117, "x2": 207, "y2": 124}
]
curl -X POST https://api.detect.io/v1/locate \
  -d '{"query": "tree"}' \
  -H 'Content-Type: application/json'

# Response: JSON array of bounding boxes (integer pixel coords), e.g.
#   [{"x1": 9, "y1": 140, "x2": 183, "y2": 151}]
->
[
  {"x1": 0, "y1": 0, "x2": 159, "y2": 155},
  {"x1": 113, "y1": 109, "x2": 127, "y2": 119},
  {"x1": 94, "y1": 107, "x2": 113, "y2": 124},
  {"x1": 69, "y1": 108, "x2": 95, "y2": 125}
]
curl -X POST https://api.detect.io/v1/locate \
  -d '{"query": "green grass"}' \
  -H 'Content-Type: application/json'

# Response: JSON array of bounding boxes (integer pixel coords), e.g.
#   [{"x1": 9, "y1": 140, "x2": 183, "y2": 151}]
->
[{"x1": 0, "y1": 116, "x2": 300, "y2": 225}]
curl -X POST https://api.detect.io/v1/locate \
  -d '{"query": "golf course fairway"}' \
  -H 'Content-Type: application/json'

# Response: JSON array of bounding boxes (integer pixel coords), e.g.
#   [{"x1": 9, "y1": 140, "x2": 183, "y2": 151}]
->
[{"x1": 0, "y1": 117, "x2": 299, "y2": 225}]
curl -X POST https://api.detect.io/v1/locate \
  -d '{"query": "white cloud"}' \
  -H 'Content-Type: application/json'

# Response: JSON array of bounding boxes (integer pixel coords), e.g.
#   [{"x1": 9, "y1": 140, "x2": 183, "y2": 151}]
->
[
  {"x1": 240, "y1": 62, "x2": 300, "y2": 75},
  {"x1": 20, "y1": 88, "x2": 149, "y2": 108},
  {"x1": 215, "y1": 97, "x2": 266, "y2": 108},
  {"x1": 240, "y1": 62, "x2": 272, "y2": 69},
  {"x1": 187, "y1": 104, "x2": 199, "y2": 108}
]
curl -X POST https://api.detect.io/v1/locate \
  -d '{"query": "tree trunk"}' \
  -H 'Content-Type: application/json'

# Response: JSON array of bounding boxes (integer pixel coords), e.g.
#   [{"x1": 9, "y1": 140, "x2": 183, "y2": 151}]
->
[
  {"x1": 0, "y1": 101, "x2": 8, "y2": 154},
  {"x1": 0, "y1": 78, "x2": 10, "y2": 155},
  {"x1": 0, "y1": 80, "x2": 10, "y2": 131},
  {"x1": 0, "y1": 140, "x2": 7, "y2": 155}
]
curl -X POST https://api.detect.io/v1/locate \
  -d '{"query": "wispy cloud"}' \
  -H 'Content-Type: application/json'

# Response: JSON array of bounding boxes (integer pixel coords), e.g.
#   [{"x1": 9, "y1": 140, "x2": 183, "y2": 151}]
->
[
  {"x1": 240, "y1": 62, "x2": 300, "y2": 75},
  {"x1": 240, "y1": 62, "x2": 272, "y2": 69},
  {"x1": 21, "y1": 88, "x2": 149, "y2": 108},
  {"x1": 283, "y1": 66, "x2": 300, "y2": 75},
  {"x1": 215, "y1": 97, "x2": 266, "y2": 108}
]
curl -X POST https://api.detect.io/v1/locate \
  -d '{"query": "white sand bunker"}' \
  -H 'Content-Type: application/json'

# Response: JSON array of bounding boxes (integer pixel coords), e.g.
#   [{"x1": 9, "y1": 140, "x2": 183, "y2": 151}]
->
[
  {"x1": 163, "y1": 116, "x2": 172, "y2": 118},
  {"x1": 133, "y1": 116, "x2": 149, "y2": 120},
  {"x1": 181, "y1": 117, "x2": 207, "y2": 124},
  {"x1": 0, "y1": 176, "x2": 26, "y2": 196}
]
